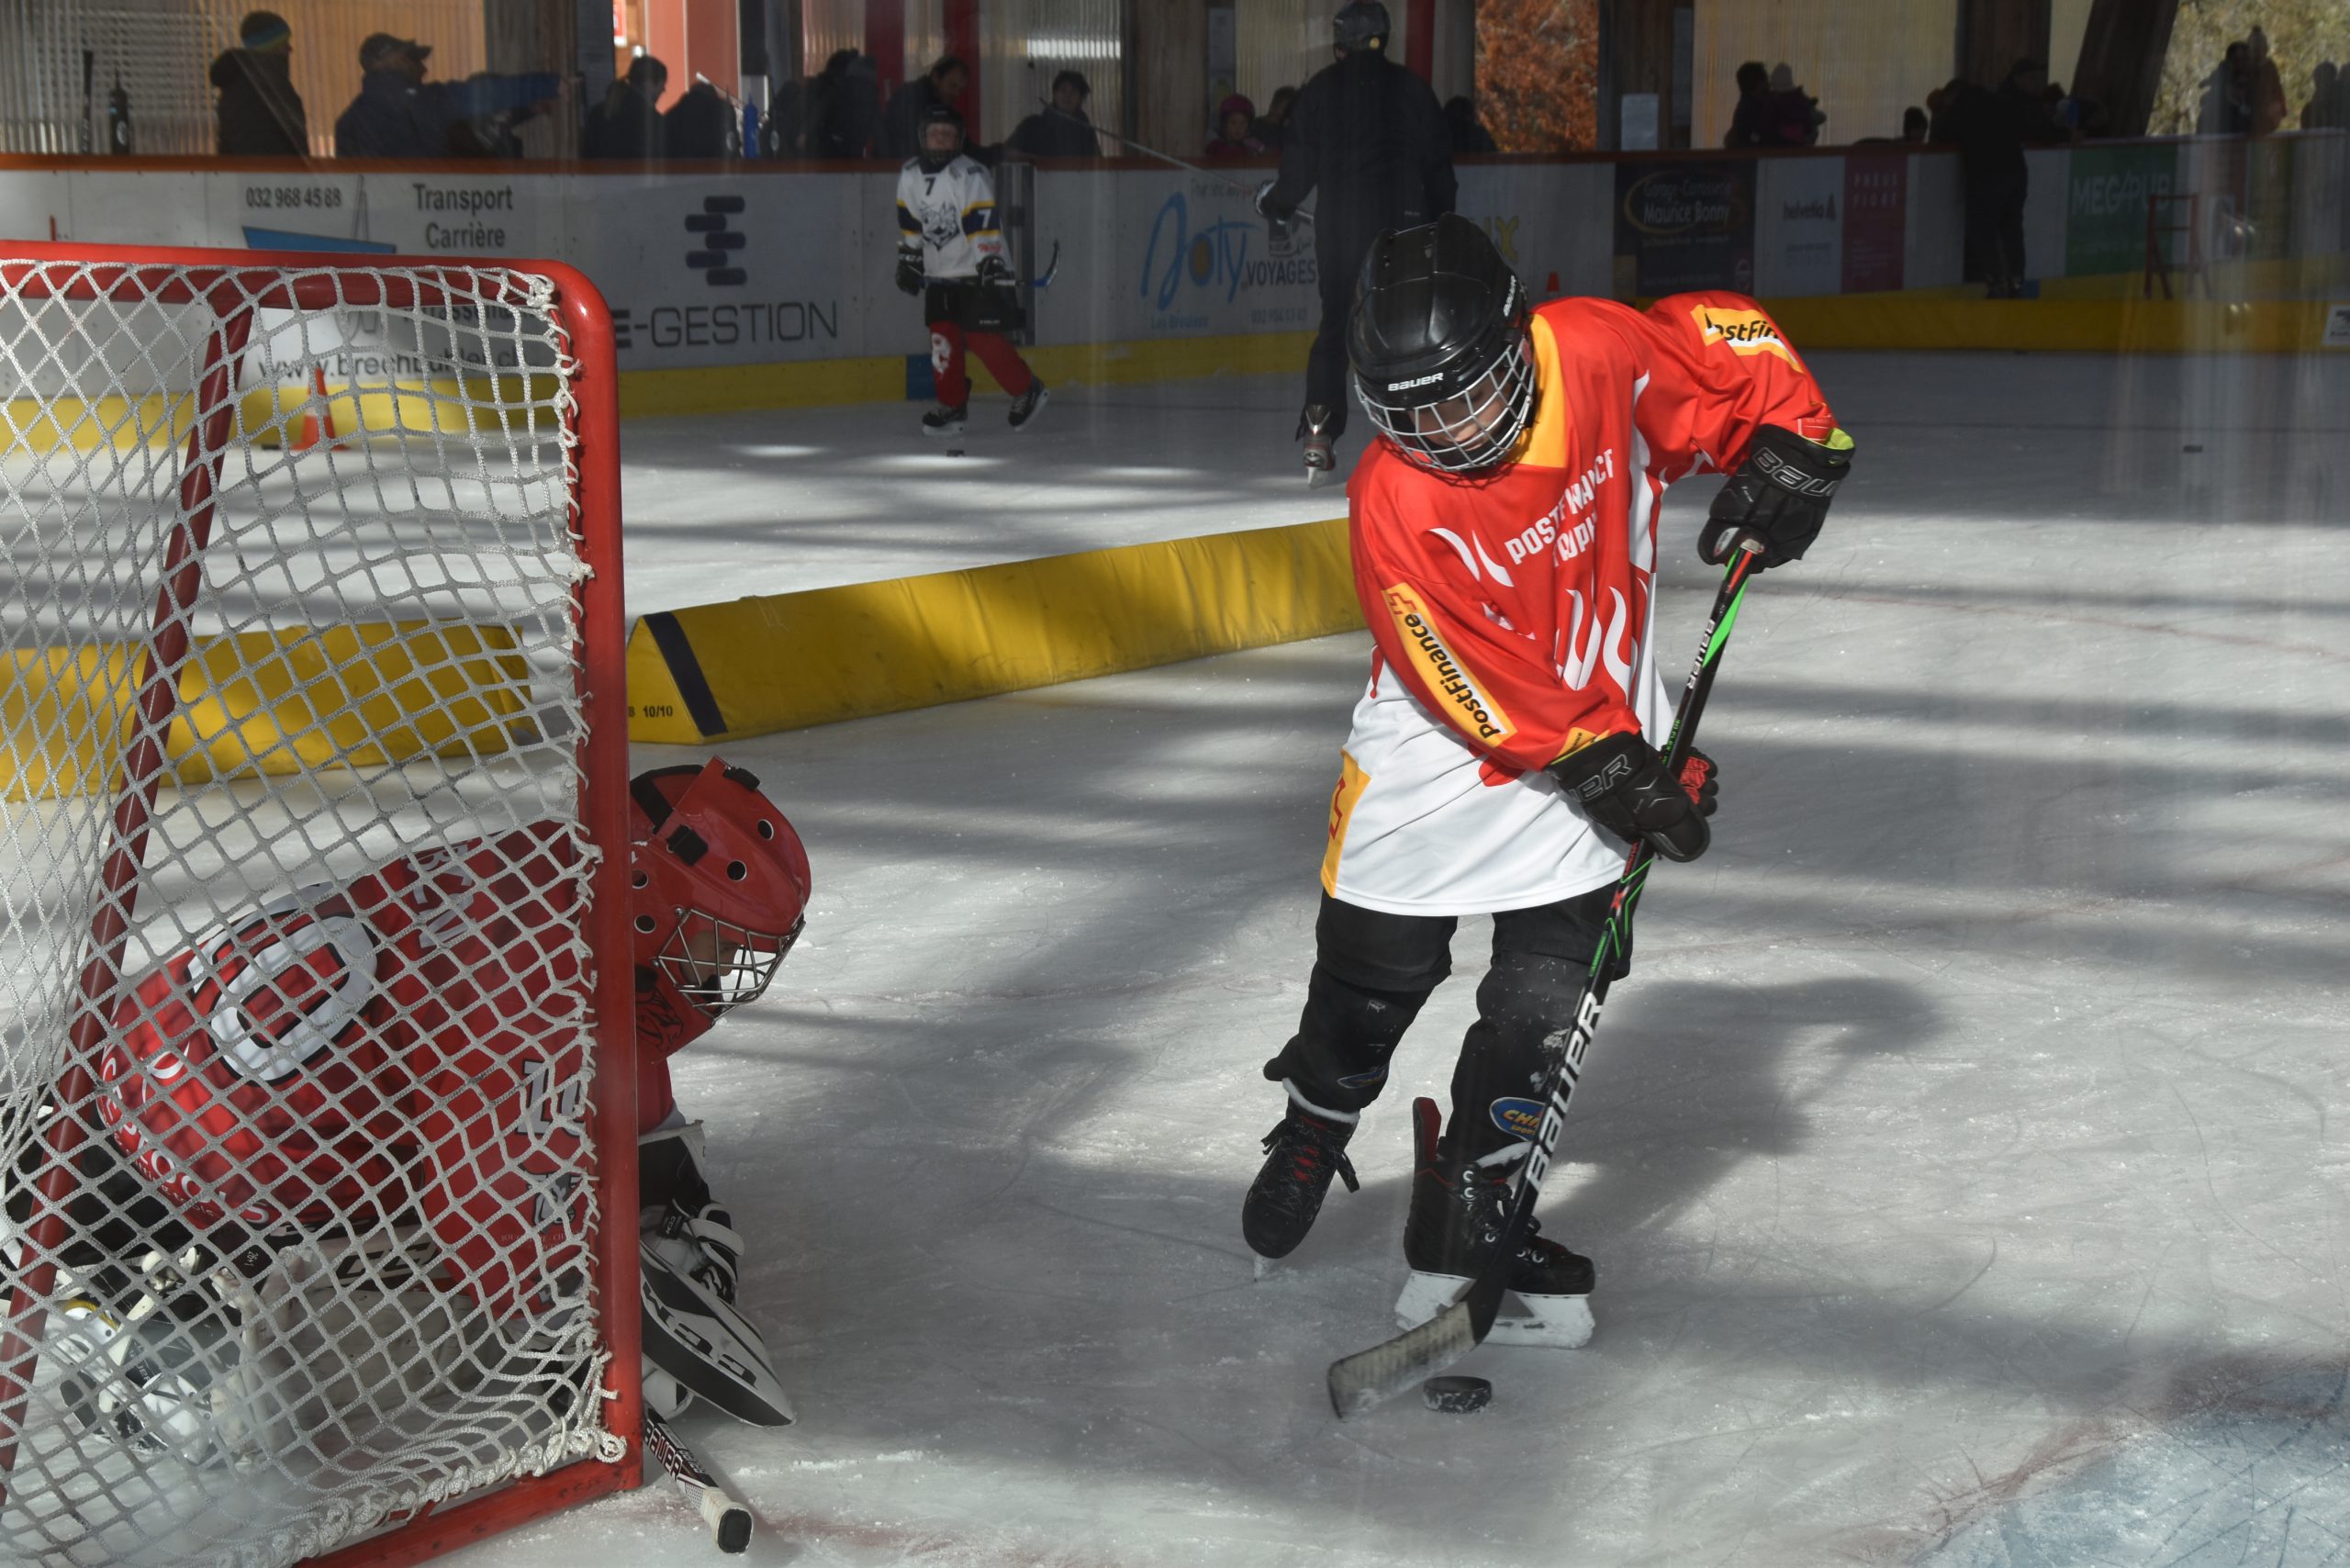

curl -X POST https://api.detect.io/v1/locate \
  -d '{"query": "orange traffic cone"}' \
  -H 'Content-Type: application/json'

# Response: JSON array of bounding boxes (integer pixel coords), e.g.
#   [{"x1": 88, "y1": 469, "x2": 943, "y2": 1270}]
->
[{"x1": 291, "y1": 364, "x2": 343, "y2": 452}]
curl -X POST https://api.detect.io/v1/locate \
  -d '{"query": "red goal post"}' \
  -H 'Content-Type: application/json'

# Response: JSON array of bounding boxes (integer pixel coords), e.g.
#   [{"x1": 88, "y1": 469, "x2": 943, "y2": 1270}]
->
[{"x1": 0, "y1": 242, "x2": 641, "y2": 1565}]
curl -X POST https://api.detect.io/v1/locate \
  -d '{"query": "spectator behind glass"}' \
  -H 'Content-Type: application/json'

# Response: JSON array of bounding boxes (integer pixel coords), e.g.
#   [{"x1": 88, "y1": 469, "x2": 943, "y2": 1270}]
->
[
  {"x1": 1765, "y1": 62, "x2": 1825, "y2": 145},
  {"x1": 1445, "y1": 94, "x2": 1497, "y2": 153},
  {"x1": 335, "y1": 33, "x2": 555, "y2": 159},
  {"x1": 1005, "y1": 70, "x2": 1098, "y2": 158},
  {"x1": 584, "y1": 56, "x2": 667, "y2": 160},
  {"x1": 1254, "y1": 85, "x2": 1297, "y2": 150},
  {"x1": 2200, "y1": 42, "x2": 2251, "y2": 134},
  {"x1": 209, "y1": 9, "x2": 307, "y2": 155},
  {"x1": 666, "y1": 78, "x2": 739, "y2": 158},
  {"x1": 1206, "y1": 95, "x2": 1264, "y2": 155},
  {"x1": 2302, "y1": 62, "x2": 2342, "y2": 130},
  {"x1": 1724, "y1": 61, "x2": 1771, "y2": 146},
  {"x1": 812, "y1": 50, "x2": 879, "y2": 156},
  {"x1": 2245, "y1": 28, "x2": 2288, "y2": 135},
  {"x1": 884, "y1": 57, "x2": 968, "y2": 161},
  {"x1": 334, "y1": 34, "x2": 437, "y2": 157}
]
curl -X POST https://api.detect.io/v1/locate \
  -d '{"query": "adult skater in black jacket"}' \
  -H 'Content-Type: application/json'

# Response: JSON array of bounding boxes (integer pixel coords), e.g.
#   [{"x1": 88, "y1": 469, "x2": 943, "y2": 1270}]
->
[{"x1": 1255, "y1": 2, "x2": 1455, "y2": 487}]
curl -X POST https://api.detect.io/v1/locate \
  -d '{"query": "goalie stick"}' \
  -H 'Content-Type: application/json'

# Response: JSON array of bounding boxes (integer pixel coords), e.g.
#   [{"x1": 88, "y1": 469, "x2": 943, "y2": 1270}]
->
[
  {"x1": 1326, "y1": 537, "x2": 1766, "y2": 1417},
  {"x1": 645, "y1": 1409, "x2": 755, "y2": 1554}
]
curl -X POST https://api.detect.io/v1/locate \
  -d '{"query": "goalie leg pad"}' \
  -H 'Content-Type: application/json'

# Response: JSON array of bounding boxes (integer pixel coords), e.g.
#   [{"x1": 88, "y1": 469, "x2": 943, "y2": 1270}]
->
[{"x1": 640, "y1": 1238, "x2": 793, "y2": 1427}]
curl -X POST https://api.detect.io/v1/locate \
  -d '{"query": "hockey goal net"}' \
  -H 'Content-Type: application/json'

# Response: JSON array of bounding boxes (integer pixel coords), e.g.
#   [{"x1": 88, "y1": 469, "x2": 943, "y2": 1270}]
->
[{"x1": 0, "y1": 244, "x2": 639, "y2": 1565}]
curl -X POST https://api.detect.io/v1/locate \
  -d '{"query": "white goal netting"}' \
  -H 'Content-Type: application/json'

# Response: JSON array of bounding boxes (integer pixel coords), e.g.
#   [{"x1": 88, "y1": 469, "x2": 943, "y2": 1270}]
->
[{"x1": 0, "y1": 254, "x2": 629, "y2": 1566}]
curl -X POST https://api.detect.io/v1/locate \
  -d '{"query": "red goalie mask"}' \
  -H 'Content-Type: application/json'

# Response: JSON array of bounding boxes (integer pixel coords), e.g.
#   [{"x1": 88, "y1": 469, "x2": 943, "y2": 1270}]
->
[
  {"x1": 96, "y1": 895, "x2": 407, "y2": 1230},
  {"x1": 628, "y1": 759, "x2": 811, "y2": 1057}
]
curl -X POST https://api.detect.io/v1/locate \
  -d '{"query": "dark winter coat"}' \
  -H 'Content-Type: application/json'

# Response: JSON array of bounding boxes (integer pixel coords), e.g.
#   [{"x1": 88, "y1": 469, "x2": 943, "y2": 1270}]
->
[
  {"x1": 1261, "y1": 49, "x2": 1455, "y2": 261},
  {"x1": 583, "y1": 82, "x2": 666, "y2": 160},
  {"x1": 881, "y1": 75, "x2": 948, "y2": 161},
  {"x1": 209, "y1": 48, "x2": 307, "y2": 156},
  {"x1": 665, "y1": 82, "x2": 738, "y2": 159},
  {"x1": 1005, "y1": 104, "x2": 1099, "y2": 159},
  {"x1": 333, "y1": 68, "x2": 441, "y2": 159}
]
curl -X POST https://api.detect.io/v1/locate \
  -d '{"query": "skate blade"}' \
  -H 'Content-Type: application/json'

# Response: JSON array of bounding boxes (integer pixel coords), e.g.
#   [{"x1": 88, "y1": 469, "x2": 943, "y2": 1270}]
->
[
  {"x1": 1393, "y1": 1270, "x2": 1594, "y2": 1350},
  {"x1": 1305, "y1": 465, "x2": 1334, "y2": 488}
]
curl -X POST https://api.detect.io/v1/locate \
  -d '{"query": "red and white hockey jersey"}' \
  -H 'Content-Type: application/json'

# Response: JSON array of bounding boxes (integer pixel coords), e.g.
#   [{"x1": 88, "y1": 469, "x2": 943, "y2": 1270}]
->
[
  {"x1": 1322, "y1": 292, "x2": 1841, "y2": 915},
  {"x1": 96, "y1": 823, "x2": 599, "y2": 1316},
  {"x1": 894, "y1": 153, "x2": 1004, "y2": 280}
]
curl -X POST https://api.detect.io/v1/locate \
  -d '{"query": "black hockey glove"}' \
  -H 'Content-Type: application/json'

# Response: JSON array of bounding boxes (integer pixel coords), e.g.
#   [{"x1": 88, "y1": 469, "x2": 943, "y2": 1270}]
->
[
  {"x1": 1546, "y1": 732, "x2": 1711, "y2": 862},
  {"x1": 976, "y1": 254, "x2": 1012, "y2": 286},
  {"x1": 1699, "y1": 425, "x2": 1854, "y2": 570},
  {"x1": 894, "y1": 251, "x2": 923, "y2": 297}
]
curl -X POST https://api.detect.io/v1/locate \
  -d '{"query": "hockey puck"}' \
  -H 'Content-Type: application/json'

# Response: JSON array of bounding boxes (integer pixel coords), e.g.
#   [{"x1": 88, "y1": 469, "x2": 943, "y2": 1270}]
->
[{"x1": 1422, "y1": 1375, "x2": 1492, "y2": 1414}]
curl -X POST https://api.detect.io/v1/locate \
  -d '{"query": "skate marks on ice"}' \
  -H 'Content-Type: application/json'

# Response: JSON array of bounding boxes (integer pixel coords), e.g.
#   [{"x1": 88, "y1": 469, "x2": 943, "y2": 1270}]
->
[{"x1": 1919, "y1": 1362, "x2": 2350, "y2": 1567}]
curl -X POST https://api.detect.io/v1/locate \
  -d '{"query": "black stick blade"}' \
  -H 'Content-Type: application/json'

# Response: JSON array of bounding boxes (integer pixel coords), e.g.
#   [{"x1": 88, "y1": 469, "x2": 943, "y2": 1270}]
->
[{"x1": 1327, "y1": 1300, "x2": 1476, "y2": 1417}]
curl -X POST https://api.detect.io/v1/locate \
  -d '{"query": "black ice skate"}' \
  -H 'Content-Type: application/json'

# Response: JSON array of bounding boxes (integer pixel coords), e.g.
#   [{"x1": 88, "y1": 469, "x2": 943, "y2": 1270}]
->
[
  {"x1": 1242, "y1": 1096, "x2": 1360, "y2": 1259},
  {"x1": 1007, "y1": 379, "x2": 1049, "y2": 430},
  {"x1": 1298, "y1": 404, "x2": 1337, "y2": 488},
  {"x1": 1394, "y1": 1096, "x2": 1595, "y2": 1350},
  {"x1": 922, "y1": 401, "x2": 968, "y2": 438}
]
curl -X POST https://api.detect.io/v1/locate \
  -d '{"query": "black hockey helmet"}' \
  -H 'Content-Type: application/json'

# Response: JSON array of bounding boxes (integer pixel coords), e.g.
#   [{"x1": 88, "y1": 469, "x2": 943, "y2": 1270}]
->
[
  {"x1": 916, "y1": 100, "x2": 965, "y2": 173},
  {"x1": 1333, "y1": 1, "x2": 1391, "y2": 52},
  {"x1": 1348, "y1": 214, "x2": 1537, "y2": 476}
]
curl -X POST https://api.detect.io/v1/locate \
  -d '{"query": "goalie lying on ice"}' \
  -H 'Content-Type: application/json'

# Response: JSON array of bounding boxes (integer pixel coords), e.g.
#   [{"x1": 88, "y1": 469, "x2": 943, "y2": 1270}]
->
[{"x1": 5, "y1": 756, "x2": 811, "y2": 1462}]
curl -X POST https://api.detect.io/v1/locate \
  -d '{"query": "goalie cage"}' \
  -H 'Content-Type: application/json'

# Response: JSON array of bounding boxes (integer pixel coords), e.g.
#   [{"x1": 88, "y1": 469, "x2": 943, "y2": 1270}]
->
[{"x1": 0, "y1": 243, "x2": 642, "y2": 1566}]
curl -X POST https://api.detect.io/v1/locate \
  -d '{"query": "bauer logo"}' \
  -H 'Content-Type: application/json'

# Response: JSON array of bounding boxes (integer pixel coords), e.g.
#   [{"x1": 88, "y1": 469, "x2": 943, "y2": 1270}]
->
[
  {"x1": 1382, "y1": 585, "x2": 1516, "y2": 744},
  {"x1": 1690, "y1": 305, "x2": 1798, "y2": 366},
  {"x1": 1490, "y1": 1097, "x2": 1544, "y2": 1140}
]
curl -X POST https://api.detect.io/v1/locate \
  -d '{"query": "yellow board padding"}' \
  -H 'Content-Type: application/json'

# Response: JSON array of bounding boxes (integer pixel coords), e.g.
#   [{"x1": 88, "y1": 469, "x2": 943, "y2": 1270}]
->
[
  {"x1": 611, "y1": 330, "x2": 1315, "y2": 421},
  {"x1": 3, "y1": 621, "x2": 532, "y2": 801},
  {"x1": 3, "y1": 374, "x2": 565, "y2": 454},
  {"x1": 625, "y1": 515, "x2": 1360, "y2": 744},
  {"x1": 1762, "y1": 293, "x2": 2337, "y2": 354}
]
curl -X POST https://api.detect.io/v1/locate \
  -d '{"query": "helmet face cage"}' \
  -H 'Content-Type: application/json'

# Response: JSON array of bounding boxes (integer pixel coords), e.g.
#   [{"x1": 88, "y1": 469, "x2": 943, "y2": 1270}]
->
[
  {"x1": 658, "y1": 910, "x2": 805, "y2": 1020},
  {"x1": 1355, "y1": 322, "x2": 1538, "y2": 475}
]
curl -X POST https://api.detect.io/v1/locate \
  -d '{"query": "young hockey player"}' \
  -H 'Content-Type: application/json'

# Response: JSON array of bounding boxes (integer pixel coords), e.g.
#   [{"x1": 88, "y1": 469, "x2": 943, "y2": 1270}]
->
[
  {"x1": 1242, "y1": 216, "x2": 1852, "y2": 1348},
  {"x1": 24, "y1": 757, "x2": 809, "y2": 1455},
  {"x1": 894, "y1": 101, "x2": 1047, "y2": 439}
]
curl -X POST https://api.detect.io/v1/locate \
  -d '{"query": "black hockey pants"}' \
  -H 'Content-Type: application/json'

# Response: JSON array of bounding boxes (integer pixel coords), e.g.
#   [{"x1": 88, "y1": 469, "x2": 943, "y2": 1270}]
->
[
  {"x1": 1261, "y1": 888, "x2": 1618, "y2": 1164},
  {"x1": 1303, "y1": 222, "x2": 1381, "y2": 440}
]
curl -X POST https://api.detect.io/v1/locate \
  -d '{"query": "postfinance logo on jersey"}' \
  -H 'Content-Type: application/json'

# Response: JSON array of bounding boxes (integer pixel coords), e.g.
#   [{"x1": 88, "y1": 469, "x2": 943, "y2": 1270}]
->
[
  {"x1": 1383, "y1": 586, "x2": 1516, "y2": 744},
  {"x1": 1691, "y1": 305, "x2": 1797, "y2": 366}
]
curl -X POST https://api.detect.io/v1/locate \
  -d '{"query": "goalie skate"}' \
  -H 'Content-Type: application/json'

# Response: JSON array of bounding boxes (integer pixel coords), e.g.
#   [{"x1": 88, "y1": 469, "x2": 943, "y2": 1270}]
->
[{"x1": 1392, "y1": 1096, "x2": 1595, "y2": 1350}]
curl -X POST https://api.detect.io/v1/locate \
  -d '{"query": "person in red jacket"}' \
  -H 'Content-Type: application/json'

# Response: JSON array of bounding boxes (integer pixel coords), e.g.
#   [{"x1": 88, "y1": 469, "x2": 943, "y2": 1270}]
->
[{"x1": 1240, "y1": 216, "x2": 1852, "y2": 1349}]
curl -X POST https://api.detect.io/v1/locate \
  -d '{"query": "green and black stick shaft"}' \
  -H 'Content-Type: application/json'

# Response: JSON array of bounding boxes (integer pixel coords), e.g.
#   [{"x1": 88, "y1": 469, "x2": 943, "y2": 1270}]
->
[{"x1": 1327, "y1": 538, "x2": 1766, "y2": 1417}]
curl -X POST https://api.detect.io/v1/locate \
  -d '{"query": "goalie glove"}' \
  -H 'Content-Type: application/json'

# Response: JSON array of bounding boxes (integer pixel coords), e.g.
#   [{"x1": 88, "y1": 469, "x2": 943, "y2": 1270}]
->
[
  {"x1": 1699, "y1": 425, "x2": 1853, "y2": 570},
  {"x1": 1546, "y1": 732, "x2": 1712, "y2": 863}
]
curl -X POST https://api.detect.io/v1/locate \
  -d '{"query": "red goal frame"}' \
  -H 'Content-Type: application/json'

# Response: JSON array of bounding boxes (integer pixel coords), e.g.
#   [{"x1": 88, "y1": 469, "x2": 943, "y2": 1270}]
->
[{"x1": 0, "y1": 241, "x2": 643, "y2": 1564}]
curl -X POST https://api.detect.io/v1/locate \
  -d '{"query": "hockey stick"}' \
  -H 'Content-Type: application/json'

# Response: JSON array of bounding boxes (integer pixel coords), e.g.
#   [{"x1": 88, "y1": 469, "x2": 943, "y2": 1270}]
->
[
  {"x1": 645, "y1": 1410, "x2": 754, "y2": 1553},
  {"x1": 1077, "y1": 118, "x2": 1316, "y2": 226},
  {"x1": 1027, "y1": 240, "x2": 1060, "y2": 290},
  {"x1": 1326, "y1": 538, "x2": 1766, "y2": 1418}
]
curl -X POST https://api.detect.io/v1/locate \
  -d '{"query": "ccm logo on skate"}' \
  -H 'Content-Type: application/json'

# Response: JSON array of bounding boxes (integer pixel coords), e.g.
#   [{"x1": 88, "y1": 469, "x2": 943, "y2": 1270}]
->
[
  {"x1": 1382, "y1": 585, "x2": 1516, "y2": 743},
  {"x1": 1489, "y1": 1097, "x2": 1543, "y2": 1139}
]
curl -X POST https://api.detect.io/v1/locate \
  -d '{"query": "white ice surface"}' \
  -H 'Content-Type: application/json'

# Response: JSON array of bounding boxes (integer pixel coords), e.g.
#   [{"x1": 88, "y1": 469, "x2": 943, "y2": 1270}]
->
[
  {"x1": 443, "y1": 350, "x2": 2350, "y2": 1566},
  {"x1": 615, "y1": 375, "x2": 1347, "y2": 610}
]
